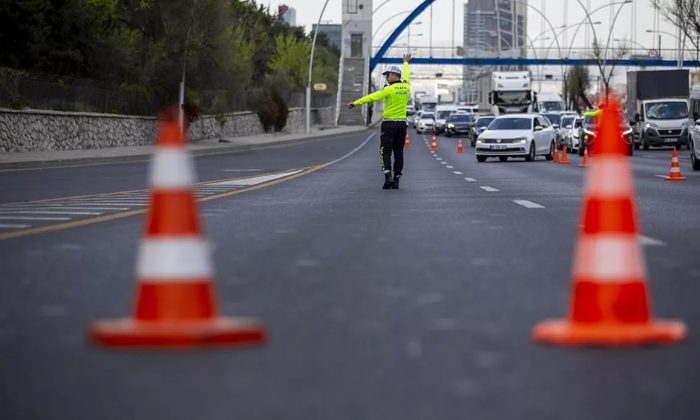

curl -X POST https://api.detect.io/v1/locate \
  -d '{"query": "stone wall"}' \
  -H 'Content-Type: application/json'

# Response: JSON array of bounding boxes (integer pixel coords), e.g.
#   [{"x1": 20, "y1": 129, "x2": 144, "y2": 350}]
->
[{"x1": 0, "y1": 106, "x2": 336, "y2": 152}]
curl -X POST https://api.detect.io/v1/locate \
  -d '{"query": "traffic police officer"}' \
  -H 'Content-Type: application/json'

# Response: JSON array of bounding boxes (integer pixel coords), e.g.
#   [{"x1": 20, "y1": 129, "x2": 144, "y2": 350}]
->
[{"x1": 348, "y1": 54, "x2": 412, "y2": 189}]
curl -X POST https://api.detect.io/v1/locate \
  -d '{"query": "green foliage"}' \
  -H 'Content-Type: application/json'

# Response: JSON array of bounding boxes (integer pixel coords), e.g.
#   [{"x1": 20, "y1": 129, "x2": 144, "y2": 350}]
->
[{"x1": 0, "y1": 0, "x2": 340, "y2": 115}]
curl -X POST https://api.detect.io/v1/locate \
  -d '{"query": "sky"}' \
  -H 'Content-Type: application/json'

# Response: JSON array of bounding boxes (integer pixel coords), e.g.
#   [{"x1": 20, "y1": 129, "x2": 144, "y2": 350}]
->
[{"x1": 262, "y1": 0, "x2": 682, "y2": 54}]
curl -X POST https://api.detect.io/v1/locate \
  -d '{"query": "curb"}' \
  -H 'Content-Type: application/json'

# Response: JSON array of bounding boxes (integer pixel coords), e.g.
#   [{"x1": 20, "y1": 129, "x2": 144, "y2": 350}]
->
[{"x1": 0, "y1": 126, "x2": 369, "y2": 170}]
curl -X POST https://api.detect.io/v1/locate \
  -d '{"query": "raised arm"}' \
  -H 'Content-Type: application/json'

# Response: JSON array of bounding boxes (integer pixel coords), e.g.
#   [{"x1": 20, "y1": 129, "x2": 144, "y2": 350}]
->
[{"x1": 402, "y1": 53, "x2": 411, "y2": 83}]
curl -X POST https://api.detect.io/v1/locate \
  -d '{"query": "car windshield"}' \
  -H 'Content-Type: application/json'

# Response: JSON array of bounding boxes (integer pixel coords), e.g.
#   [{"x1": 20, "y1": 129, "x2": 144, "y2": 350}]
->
[
  {"x1": 437, "y1": 110, "x2": 453, "y2": 119},
  {"x1": 584, "y1": 113, "x2": 629, "y2": 129},
  {"x1": 448, "y1": 114, "x2": 472, "y2": 122},
  {"x1": 541, "y1": 101, "x2": 564, "y2": 111},
  {"x1": 476, "y1": 117, "x2": 495, "y2": 127},
  {"x1": 542, "y1": 114, "x2": 561, "y2": 124},
  {"x1": 421, "y1": 113, "x2": 434, "y2": 119},
  {"x1": 488, "y1": 117, "x2": 532, "y2": 130},
  {"x1": 561, "y1": 116, "x2": 575, "y2": 127},
  {"x1": 645, "y1": 102, "x2": 688, "y2": 120}
]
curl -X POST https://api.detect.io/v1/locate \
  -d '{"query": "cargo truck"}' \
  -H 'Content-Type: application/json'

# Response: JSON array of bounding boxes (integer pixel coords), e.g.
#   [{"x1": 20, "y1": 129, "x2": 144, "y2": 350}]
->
[
  {"x1": 477, "y1": 71, "x2": 537, "y2": 115},
  {"x1": 626, "y1": 69, "x2": 690, "y2": 150}
]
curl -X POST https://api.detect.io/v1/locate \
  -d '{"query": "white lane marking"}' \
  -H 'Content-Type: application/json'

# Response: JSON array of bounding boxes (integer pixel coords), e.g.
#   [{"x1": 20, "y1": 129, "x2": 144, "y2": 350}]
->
[
  {"x1": 464, "y1": 177, "x2": 476, "y2": 182},
  {"x1": 435, "y1": 157, "x2": 442, "y2": 160},
  {"x1": 326, "y1": 132, "x2": 376, "y2": 166},
  {"x1": 0, "y1": 224, "x2": 31, "y2": 229},
  {"x1": 222, "y1": 169, "x2": 263, "y2": 172},
  {"x1": 0, "y1": 206, "x2": 129, "y2": 211},
  {"x1": 513, "y1": 200, "x2": 545, "y2": 209},
  {"x1": 63, "y1": 202, "x2": 147, "y2": 206},
  {"x1": 446, "y1": 165, "x2": 454, "y2": 169},
  {"x1": 655, "y1": 175, "x2": 669, "y2": 178},
  {"x1": 440, "y1": 162, "x2": 448, "y2": 165},
  {"x1": 480, "y1": 186, "x2": 499, "y2": 192},
  {"x1": 0, "y1": 216, "x2": 71, "y2": 221},
  {"x1": 210, "y1": 169, "x2": 303, "y2": 186},
  {"x1": 453, "y1": 171, "x2": 463, "y2": 175},
  {"x1": 639, "y1": 235, "x2": 666, "y2": 247},
  {"x1": 0, "y1": 210, "x2": 102, "y2": 215}
]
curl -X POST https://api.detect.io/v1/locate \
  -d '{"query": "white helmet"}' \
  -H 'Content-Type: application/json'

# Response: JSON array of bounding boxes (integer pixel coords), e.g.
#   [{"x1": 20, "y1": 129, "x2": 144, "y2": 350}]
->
[{"x1": 382, "y1": 65, "x2": 402, "y2": 77}]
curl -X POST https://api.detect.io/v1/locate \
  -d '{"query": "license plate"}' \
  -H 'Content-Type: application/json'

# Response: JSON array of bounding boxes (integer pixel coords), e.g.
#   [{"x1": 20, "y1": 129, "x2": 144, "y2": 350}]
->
[
  {"x1": 491, "y1": 144, "x2": 507, "y2": 150},
  {"x1": 664, "y1": 138, "x2": 677, "y2": 143}
]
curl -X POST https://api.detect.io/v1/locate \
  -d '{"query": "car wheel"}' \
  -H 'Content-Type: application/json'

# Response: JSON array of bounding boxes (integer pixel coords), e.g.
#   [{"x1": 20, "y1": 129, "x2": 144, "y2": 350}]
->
[
  {"x1": 545, "y1": 141, "x2": 554, "y2": 161},
  {"x1": 499, "y1": 156, "x2": 508, "y2": 162},
  {"x1": 525, "y1": 142, "x2": 535, "y2": 161},
  {"x1": 692, "y1": 142, "x2": 700, "y2": 170},
  {"x1": 476, "y1": 155, "x2": 487, "y2": 163}
]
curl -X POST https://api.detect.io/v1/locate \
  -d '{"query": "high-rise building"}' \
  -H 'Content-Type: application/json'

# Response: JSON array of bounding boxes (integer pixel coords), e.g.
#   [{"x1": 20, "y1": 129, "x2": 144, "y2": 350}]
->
[
  {"x1": 462, "y1": 0, "x2": 527, "y2": 103},
  {"x1": 279, "y1": 4, "x2": 297, "y2": 26}
]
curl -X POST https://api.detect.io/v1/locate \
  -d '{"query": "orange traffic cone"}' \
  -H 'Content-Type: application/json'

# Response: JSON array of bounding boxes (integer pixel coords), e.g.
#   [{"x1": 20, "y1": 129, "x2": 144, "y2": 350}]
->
[
  {"x1": 579, "y1": 146, "x2": 591, "y2": 168},
  {"x1": 457, "y1": 138, "x2": 464, "y2": 153},
  {"x1": 431, "y1": 134, "x2": 438, "y2": 151},
  {"x1": 559, "y1": 144, "x2": 570, "y2": 164},
  {"x1": 552, "y1": 142, "x2": 560, "y2": 163},
  {"x1": 404, "y1": 133, "x2": 412, "y2": 148},
  {"x1": 532, "y1": 98, "x2": 686, "y2": 346},
  {"x1": 665, "y1": 147, "x2": 686, "y2": 180},
  {"x1": 90, "y1": 108, "x2": 265, "y2": 348}
]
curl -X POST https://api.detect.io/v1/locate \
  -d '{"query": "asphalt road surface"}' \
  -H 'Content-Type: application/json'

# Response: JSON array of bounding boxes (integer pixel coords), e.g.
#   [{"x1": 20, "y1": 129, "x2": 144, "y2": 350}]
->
[{"x1": 1, "y1": 129, "x2": 699, "y2": 420}]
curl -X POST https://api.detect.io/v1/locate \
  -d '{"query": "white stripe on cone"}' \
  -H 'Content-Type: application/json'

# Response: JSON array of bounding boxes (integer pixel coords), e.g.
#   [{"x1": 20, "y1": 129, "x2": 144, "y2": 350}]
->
[
  {"x1": 149, "y1": 149, "x2": 197, "y2": 189},
  {"x1": 136, "y1": 237, "x2": 213, "y2": 280},
  {"x1": 584, "y1": 156, "x2": 634, "y2": 198},
  {"x1": 670, "y1": 167, "x2": 681, "y2": 172},
  {"x1": 573, "y1": 234, "x2": 646, "y2": 281}
]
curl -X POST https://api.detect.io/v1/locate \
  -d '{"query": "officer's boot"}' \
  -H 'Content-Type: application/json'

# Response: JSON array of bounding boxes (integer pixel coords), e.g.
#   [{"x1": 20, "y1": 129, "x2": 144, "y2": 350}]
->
[
  {"x1": 382, "y1": 172, "x2": 394, "y2": 189},
  {"x1": 391, "y1": 174, "x2": 401, "y2": 189}
]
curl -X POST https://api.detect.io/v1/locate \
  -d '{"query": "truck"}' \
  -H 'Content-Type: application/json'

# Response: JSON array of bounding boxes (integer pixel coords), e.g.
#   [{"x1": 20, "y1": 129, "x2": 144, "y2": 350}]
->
[
  {"x1": 477, "y1": 71, "x2": 537, "y2": 115},
  {"x1": 415, "y1": 94, "x2": 438, "y2": 112},
  {"x1": 625, "y1": 69, "x2": 690, "y2": 150},
  {"x1": 536, "y1": 93, "x2": 565, "y2": 112}
]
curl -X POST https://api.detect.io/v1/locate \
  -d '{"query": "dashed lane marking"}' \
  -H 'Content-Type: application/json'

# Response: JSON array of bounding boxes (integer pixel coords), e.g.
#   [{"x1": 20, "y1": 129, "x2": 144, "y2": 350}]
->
[
  {"x1": 480, "y1": 186, "x2": 499, "y2": 192},
  {"x1": 464, "y1": 177, "x2": 476, "y2": 182},
  {"x1": 639, "y1": 235, "x2": 666, "y2": 246},
  {"x1": 0, "y1": 224, "x2": 31, "y2": 229},
  {"x1": 446, "y1": 165, "x2": 454, "y2": 169},
  {"x1": 0, "y1": 216, "x2": 72, "y2": 221},
  {"x1": 453, "y1": 171, "x2": 463, "y2": 175},
  {"x1": 440, "y1": 162, "x2": 448, "y2": 165},
  {"x1": 513, "y1": 200, "x2": 545, "y2": 209}
]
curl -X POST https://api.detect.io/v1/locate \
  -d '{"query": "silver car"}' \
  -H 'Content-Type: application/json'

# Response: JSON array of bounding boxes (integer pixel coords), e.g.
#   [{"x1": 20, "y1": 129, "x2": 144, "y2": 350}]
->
[
  {"x1": 686, "y1": 116, "x2": 700, "y2": 170},
  {"x1": 475, "y1": 114, "x2": 557, "y2": 162},
  {"x1": 416, "y1": 112, "x2": 435, "y2": 134}
]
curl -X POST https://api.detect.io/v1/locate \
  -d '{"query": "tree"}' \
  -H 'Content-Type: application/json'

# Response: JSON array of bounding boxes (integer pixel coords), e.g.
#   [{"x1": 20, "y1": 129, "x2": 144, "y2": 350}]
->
[
  {"x1": 651, "y1": 0, "x2": 700, "y2": 56},
  {"x1": 565, "y1": 65, "x2": 593, "y2": 111},
  {"x1": 591, "y1": 38, "x2": 629, "y2": 101}
]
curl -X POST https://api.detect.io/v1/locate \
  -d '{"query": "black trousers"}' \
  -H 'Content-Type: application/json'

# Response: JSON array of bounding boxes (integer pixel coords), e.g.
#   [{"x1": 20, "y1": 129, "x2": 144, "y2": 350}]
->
[{"x1": 379, "y1": 121, "x2": 407, "y2": 176}]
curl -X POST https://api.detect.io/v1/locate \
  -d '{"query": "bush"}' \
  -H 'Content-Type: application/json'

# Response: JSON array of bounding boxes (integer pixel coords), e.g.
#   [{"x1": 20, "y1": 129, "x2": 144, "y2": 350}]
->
[
  {"x1": 253, "y1": 88, "x2": 279, "y2": 133},
  {"x1": 271, "y1": 88, "x2": 288, "y2": 131}
]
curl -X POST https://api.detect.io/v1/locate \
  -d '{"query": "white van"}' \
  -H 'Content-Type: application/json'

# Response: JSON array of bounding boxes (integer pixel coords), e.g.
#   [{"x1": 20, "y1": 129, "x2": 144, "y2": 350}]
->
[
  {"x1": 434, "y1": 104, "x2": 458, "y2": 133},
  {"x1": 536, "y1": 93, "x2": 565, "y2": 113}
]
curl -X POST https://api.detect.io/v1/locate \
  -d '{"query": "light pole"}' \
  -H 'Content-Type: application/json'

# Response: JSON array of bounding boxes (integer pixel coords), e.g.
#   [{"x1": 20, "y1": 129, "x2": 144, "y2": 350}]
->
[
  {"x1": 407, "y1": 21, "x2": 422, "y2": 51},
  {"x1": 646, "y1": 29, "x2": 684, "y2": 67},
  {"x1": 305, "y1": 0, "x2": 330, "y2": 134},
  {"x1": 373, "y1": 10, "x2": 413, "y2": 39}
]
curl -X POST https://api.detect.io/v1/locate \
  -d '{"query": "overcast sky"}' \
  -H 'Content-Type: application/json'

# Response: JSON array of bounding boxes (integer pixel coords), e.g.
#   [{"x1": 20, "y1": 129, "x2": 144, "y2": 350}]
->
[{"x1": 263, "y1": 0, "x2": 683, "y2": 55}]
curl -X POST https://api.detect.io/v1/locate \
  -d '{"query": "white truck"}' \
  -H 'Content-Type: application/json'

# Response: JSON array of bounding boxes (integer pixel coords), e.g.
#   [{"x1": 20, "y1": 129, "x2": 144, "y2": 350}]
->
[
  {"x1": 415, "y1": 95, "x2": 438, "y2": 113},
  {"x1": 477, "y1": 71, "x2": 537, "y2": 115},
  {"x1": 536, "y1": 93, "x2": 565, "y2": 112},
  {"x1": 626, "y1": 69, "x2": 690, "y2": 150}
]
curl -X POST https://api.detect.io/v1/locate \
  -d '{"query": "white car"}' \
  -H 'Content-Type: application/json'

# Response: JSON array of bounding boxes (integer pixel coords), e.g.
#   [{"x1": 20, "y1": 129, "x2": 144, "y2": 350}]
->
[
  {"x1": 688, "y1": 116, "x2": 700, "y2": 170},
  {"x1": 475, "y1": 114, "x2": 557, "y2": 162},
  {"x1": 416, "y1": 112, "x2": 435, "y2": 134}
]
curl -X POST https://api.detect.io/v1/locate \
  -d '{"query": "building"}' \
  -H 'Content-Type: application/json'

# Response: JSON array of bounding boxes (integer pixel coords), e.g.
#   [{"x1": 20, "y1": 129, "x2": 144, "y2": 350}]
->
[
  {"x1": 312, "y1": 24, "x2": 342, "y2": 51},
  {"x1": 462, "y1": 0, "x2": 528, "y2": 103},
  {"x1": 278, "y1": 4, "x2": 296, "y2": 26}
]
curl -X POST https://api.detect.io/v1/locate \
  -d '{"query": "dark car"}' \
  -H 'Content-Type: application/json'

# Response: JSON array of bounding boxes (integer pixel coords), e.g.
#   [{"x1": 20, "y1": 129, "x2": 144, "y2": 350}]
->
[
  {"x1": 579, "y1": 112, "x2": 634, "y2": 156},
  {"x1": 445, "y1": 113, "x2": 474, "y2": 137},
  {"x1": 470, "y1": 115, "x2": 496, "y2": 146}
]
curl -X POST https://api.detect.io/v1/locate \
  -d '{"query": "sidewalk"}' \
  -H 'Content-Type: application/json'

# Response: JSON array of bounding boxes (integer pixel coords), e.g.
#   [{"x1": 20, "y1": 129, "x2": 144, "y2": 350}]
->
[{"x1": 0, "y1": 125, "x2": 367, "y2": 170}]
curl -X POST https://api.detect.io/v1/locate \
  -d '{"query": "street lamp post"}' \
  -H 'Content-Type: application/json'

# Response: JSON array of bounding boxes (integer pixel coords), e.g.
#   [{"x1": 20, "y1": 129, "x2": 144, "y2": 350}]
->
[
  {"x1": 306, "y1": 0, "x2": 330, "y2": 134},
  {"x1": 646, "y1": 29, "x2": 684, "y2": 67}
]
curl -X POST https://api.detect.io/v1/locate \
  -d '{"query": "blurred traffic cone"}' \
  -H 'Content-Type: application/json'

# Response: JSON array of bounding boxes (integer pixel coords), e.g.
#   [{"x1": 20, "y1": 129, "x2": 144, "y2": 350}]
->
[
  {"x1": 553, "y1": 142, "x2": 560, "y2": 163},
  {"x1": 665, "y1": 147, "x2": 686, "y2": 180},
  {"x1": 457, "y1": 138, "x2": 464, "y2": 153},
  {"x1": 559, "y1": 145, "x2": 570, "y2": 164},
  {"x1": 404, "y1": 133, "x2": 412, "y2": 148},
  {"x1": 532, "y1": 98, "x2": 686, "y2": 346},
  {"x1": 90, "y1": 108, "x2": 265, "y2": 348},
  {"x1": 431, "y1": 134, "x2": 438, "y2": 151},
  {"x1": 579, "y1": 146, "x2": 591, "y2": 168}
]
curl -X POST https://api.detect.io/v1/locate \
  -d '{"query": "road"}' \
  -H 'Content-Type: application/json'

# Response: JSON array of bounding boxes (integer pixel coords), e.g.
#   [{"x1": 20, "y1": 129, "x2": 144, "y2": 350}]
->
[{"x1": 1, "y1": 129, "x2": 699, "y2": 419}]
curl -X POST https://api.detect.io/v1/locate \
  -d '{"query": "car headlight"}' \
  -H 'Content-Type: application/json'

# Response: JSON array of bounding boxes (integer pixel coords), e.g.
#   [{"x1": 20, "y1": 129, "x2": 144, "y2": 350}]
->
[
  {"x1": 622, "y1": 128, "x2": 632, "y2": 136},
  {"x1": 513, "y1": 137, "x2": 527, "y2": 144},
  {"x1": 645, "y1": 123, "x2": 659, "y2": 131},
  {"x1": 448, "y1": 123, "x2": 454, "y2": 129},
  {"x1": 584, "y1": 129, "x2": 595, "y2": 136},
  {"x1": 476, "y1": 138, "x2": 485, "y2": 144}
]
